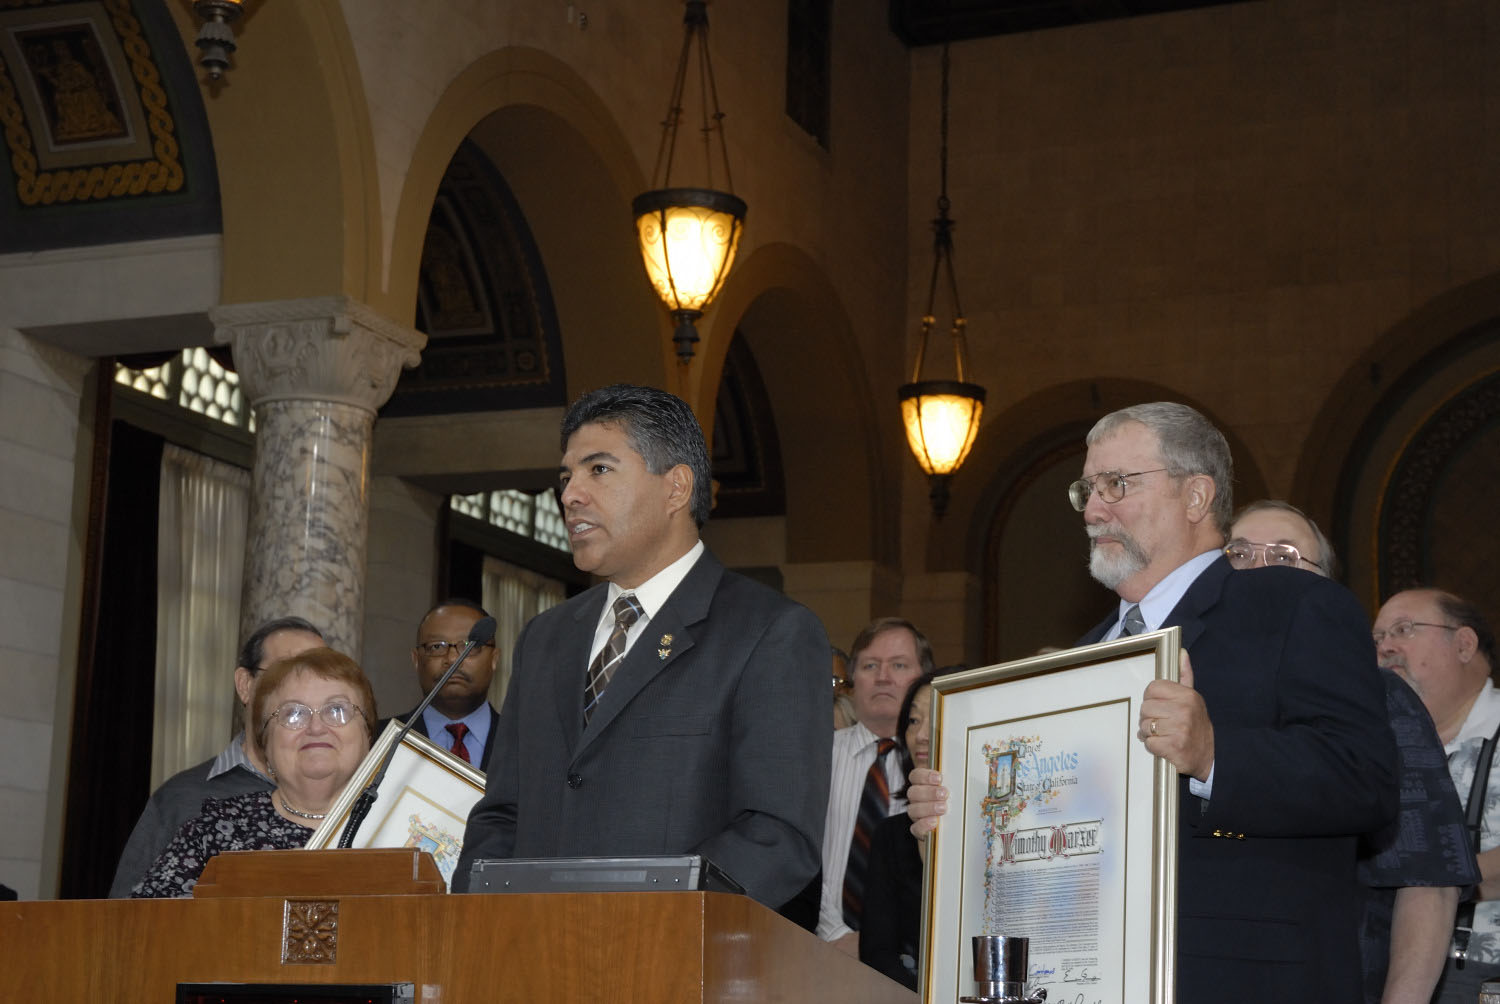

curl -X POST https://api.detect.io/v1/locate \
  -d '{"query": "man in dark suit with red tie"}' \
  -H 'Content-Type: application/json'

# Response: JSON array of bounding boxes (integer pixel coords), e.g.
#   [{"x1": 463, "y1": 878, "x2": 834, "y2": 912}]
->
[
  {"x1": 453, "y1": 385, "x2": 830, "y2": 910},
  {"x1": 392, "y1": 599, "x2": 501, "y2": 768}
]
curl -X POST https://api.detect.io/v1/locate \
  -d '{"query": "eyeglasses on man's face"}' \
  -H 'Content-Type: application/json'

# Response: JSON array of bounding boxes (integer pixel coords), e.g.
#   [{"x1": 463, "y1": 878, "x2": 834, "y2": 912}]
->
[
  {"x1": 1224, "y1": 539, "x2": 1322, "y2": 571},
  {"x1": 416, "y1": 639, "x2": 495, "y2": 661},
  {"x1": 1068, "y1": 469, "x2": 1169, "y2": 512},
  {"x1": 1371, "y1": 620, "x2": 1459, "y2": 647},
  {"x1": 263, "y1": 699, "x2": 363, "y2": 732}
]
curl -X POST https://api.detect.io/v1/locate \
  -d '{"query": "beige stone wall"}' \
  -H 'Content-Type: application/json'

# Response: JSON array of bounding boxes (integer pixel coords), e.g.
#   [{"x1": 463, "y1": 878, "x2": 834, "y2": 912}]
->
[
  {"x1": 0, "y1": 330, "x2": 89, "y2": 898},
  {"x1": 902, "y1": 0, "x2": 1500, "y2": 642},
  {"x1": 344, "y1": 0, "x2": 910, "y2": 323}
]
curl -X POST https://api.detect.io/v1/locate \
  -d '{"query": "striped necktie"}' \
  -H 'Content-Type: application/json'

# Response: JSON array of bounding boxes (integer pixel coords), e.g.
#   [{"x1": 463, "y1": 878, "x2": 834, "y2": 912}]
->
[
  {"x1": 842, "y1": 737, "x2": 897, "y2": 930},
  {"x1": 584, "y1": 593, "x2": 644, "y2": 726},
  {"x1": 1120, "y1": 604, "x2": 1146, "y2": 636}
]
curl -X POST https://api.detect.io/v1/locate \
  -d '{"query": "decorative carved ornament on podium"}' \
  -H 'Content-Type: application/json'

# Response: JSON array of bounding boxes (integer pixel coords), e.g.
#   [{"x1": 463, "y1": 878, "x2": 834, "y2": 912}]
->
[{"x1": 282, "y1": 898, "x2": 339, "y2": 964}]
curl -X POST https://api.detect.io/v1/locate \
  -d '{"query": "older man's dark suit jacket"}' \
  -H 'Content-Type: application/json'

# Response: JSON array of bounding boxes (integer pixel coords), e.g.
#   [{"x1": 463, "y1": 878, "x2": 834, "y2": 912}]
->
[
  {"x1": 1081, "y1": 557, "x2": 1397, "y2": 1004},
  {"x1": 384, "y1": 703, "x2": 501, "y2": 769},
  {"x1": 454, "y1": 549, "x2": 831, "y2": 909}
]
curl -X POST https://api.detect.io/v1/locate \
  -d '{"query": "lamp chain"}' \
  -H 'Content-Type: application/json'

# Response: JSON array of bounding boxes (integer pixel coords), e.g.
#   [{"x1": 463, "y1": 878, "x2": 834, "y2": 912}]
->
[
  {"x1": 649, "y1": 1, "x2": 732, "y2": 193},
  {"x1": 914, "y1": 43, "x2": 968, "y2": 384}
]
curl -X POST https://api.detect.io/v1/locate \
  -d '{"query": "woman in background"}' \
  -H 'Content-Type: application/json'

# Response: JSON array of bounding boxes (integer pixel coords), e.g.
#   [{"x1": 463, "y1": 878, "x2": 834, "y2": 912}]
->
[
  {"x1": 132, "y1": 647, "x2": 375, "y2": 897},
  {"x1": 859, "y1": 669, "x2": 941, "y2": 989}
]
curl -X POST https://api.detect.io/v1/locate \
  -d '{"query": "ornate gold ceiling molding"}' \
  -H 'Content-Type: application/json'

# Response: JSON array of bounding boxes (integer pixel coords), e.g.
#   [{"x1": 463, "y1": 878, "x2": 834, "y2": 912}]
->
[{"x1": 0, "y1": 0, "x2": 182, "y2": 205}]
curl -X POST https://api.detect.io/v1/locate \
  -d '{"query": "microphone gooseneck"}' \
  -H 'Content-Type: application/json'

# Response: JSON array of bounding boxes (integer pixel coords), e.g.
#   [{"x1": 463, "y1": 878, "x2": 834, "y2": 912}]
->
[{"x1": 335, "y1": 616, "x2": 498, "y2": 848}]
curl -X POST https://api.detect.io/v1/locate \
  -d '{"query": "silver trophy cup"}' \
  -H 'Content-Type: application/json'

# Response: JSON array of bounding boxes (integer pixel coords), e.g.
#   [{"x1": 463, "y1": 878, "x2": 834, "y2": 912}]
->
[{"x1": 959, "y1": 935, "x2": 1046, "y2": 1004}]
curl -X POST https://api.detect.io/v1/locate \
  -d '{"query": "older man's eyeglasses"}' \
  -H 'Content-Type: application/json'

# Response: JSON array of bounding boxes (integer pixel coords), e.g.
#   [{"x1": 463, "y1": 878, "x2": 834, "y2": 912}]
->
[
  {"x1": 1371, "y1": 620, "x2": 1458, "y2": 646},
  {"x1": 1223, "y1": 539, "x2": 1323, "y2": 571},
  {"x1": 264, "y1": 699, "x2": 363, "y2": 732},
  {"x1": 1068, "y1": 469, "x2": 1168, "y2": 512},
  {"x1": 416, "y1": 639, "x2": 495, "y2": 661}
]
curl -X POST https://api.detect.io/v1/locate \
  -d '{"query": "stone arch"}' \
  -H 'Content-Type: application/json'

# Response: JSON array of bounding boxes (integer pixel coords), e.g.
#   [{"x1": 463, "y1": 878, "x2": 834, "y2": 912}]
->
[
  {"x1": 1296, "y1": 272, "x2": 1500, "y2": 612},
  {"x1": 190, "y1": 1, "x2": 385, "y2": 305},
  {"x1": 698, "y1": 242, "x2": 891, "y2": 565},
  {"x1": 387, "y1": 47, "x2": 668, "y2": 393},
  {"x1": 938, "y1": 380, "x2": 1268, "y2": 663}
]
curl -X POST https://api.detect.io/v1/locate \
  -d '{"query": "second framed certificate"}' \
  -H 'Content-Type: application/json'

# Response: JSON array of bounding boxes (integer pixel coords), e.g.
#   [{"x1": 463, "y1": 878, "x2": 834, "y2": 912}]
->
[
  {"x1": 922, "y1": 628, "x2": 1180, "y2": 1004},
  {"x1": 304, "y1": 721, "x2": 486, "y2": 890}
]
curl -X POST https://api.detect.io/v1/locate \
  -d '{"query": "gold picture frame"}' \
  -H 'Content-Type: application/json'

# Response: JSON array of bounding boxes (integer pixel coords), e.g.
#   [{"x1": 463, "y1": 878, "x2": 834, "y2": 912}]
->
[
  {"x1": 305, "y1": 720, "x2": 486, "y2": 891},
  {"x1": 922, "y1": 628, "x2": 1180, "y2": 1004}
]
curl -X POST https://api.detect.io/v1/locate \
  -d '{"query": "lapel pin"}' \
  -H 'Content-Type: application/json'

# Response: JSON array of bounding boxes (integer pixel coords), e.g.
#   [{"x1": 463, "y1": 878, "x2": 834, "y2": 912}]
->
[
  {"x1": 660, "y1": 633, "x2": 673, "y2": 646},
  {"x1": 658, "y1": 647, "x2": 671, "y2": 660}
]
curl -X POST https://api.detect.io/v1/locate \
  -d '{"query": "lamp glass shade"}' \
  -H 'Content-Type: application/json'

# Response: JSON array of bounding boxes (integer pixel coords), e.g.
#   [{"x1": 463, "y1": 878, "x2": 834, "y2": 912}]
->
[
  {"x1": 633, "y1": 188, "x2": 746, "y2": 314},
  {"x1": 900, "y1": 380, "x2": 986, "y2": 476}
]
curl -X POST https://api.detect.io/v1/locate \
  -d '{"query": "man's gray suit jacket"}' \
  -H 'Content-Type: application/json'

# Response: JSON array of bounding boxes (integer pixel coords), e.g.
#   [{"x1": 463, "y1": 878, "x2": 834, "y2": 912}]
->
[{"x1": 454, "y1": 549, "x2": 831, "y2": 910}]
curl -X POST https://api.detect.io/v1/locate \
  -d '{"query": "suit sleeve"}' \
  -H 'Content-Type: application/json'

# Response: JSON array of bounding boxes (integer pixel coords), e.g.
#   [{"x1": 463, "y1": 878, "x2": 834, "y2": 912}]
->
[
  {"x1": 110, "y1": 792, "x2": 171, "y2": 898},
  {"x1": 692, "y1": 601, "x2": 831, "y2": 908},
  {"x1": 1202, "y1": 580, "x2": 1398, "y2": 836},
  {"x1": 452, "y1": 619, "x2": 531, "y2": 891}
]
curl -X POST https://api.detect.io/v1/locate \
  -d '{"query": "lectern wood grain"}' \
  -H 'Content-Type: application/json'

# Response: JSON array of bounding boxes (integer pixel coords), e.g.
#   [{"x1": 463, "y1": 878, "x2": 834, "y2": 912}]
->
[
  {"x1": 192, "y1": 849, "x2": 445, "y2": 898},
  {"x1": 4, "y1": 892, "x2": 915, "y2": 1003}
]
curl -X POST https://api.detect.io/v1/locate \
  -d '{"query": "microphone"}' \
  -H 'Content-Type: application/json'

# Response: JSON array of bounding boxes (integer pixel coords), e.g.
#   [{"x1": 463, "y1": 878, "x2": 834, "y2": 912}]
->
[{"x1": 336, "y1": 616, "x2": 498, "y2": 848}]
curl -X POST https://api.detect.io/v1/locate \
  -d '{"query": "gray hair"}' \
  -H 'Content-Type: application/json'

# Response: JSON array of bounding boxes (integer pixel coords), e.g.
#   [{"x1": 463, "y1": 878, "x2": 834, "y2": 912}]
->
[
  {"x1": 236, "y1": 616, "x2": 324, "y2": 674},
  {"x1": 1087, "y1": 402, "x2": 1234, "y2": 534},
  {"x1": 1432, "y1": 590, "x2": 1497, "y2": 675},
  {"x1": 1233, "y1": 499, "x2": 1338, "y2": 578},
  {"x1": 560, "y1": 384, "x2": 713, "y2": 526}
]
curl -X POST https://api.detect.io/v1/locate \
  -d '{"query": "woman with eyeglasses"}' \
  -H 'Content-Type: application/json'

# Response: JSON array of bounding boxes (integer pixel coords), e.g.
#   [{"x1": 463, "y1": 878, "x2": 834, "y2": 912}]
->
[{"x1": 131, "y1": 647, "x2": 376, "y2": 897}]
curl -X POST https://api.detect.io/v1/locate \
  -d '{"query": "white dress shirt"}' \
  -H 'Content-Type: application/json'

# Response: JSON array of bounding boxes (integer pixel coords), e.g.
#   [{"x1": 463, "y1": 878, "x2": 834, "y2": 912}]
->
[
  {"x1": 588, "y1": 539, "x2": 705, "y2": 666},
  {"x1": 816, "y1": 721, "x2": 907, "y2": 941},
  {"x1": 1105, "y1": 549, "x2": 1223, "y2": 797},
  {"x1": 421, "y1": 701, "x2": 491, "y2": 765}
]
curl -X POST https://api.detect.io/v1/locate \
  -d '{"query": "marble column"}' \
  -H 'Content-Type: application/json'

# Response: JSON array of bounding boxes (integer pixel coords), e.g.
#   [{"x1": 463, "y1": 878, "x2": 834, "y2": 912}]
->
[{"x1": 214, "y1": 297, "x2": 425, "y2": 661}]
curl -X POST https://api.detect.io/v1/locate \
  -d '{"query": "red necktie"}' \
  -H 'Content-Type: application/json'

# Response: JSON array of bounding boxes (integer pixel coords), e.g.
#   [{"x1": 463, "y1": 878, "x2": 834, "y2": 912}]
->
[
  {"x1": 842, "y1": 737, "x2": 897, "y2": 929},
  {"x1": 445, "y1": 722, "x2": 471, "y2": 764}
]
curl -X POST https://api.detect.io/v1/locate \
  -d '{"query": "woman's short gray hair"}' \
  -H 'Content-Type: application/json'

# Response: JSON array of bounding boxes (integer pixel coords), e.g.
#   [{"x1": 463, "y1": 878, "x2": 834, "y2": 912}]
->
[{"x1": 1087, "y1": 402, "x2": 1234, "y2": 534}]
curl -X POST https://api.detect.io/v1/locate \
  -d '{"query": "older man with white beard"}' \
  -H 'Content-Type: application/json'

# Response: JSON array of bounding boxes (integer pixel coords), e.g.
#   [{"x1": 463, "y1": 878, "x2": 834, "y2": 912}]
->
[{"x1": 908, "y1": 402, "x2": 1397, "y2": 1004}]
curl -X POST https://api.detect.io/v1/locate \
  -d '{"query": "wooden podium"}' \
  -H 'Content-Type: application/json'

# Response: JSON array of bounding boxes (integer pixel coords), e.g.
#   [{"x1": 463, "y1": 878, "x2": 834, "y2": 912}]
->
[{"x1": 4, "y1": 850, "x2": 916, "y2": 1002}]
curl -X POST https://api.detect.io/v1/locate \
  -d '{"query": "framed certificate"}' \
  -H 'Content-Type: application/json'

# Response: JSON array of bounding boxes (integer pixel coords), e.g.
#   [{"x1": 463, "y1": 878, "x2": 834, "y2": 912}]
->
[
  {"x1": 304, "y1": 720, "x2": 486, "y2": 890},
  {"x1": 922, "y1": 629, "x2": 1180, "y2": 1004}
]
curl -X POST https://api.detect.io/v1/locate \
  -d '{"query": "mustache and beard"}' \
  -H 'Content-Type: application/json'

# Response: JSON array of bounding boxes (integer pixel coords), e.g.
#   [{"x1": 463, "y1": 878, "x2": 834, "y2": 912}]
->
[{"x1": 1087, "y1": 522, "x2": 1150, "y2": 589}]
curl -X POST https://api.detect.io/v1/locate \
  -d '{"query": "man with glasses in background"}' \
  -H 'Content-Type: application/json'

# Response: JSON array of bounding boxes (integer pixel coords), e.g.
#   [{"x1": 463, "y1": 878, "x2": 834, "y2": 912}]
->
[
  {"x1": 391, "y1": 599, "x2": 501, "y2": 768},
  {"x1": 909, "y1": 402, "x2": 1396, "y2": 1004},
  {"x1": 109, "y1": 615, "x2": 326, "y2": 897},
  {"x1": 1375, "y1": 588, "x2": 1500, "y2": 1000},
  {"x1": 1230, "y1": 501, "x2": 1476, "y2": 1004}
]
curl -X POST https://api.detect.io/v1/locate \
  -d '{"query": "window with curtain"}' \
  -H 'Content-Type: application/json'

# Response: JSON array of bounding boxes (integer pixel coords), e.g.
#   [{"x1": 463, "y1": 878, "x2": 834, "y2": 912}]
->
[
  {"x1": 152, "y1": 443, "x2": 250, "y2": 788},
  {"x1": 481, "y1": 555, "x2": 566, "y2": 707}
]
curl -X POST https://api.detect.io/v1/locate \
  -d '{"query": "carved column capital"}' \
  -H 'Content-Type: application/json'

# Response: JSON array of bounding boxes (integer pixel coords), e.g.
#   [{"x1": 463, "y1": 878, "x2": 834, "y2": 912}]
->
[{"x1": 212, "y1": 296, "x2": 426, "y2": 413}]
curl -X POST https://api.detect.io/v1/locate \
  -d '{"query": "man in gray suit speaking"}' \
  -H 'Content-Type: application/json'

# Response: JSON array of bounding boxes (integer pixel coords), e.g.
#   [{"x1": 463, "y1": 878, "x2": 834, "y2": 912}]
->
[{"x1": 454, "y1": 384, "x2": 831, "y2": 910}]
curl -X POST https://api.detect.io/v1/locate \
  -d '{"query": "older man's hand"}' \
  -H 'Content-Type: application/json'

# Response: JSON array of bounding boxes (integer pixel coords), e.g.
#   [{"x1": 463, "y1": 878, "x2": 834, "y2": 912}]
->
[
  {"x1": 906, "y1": 766, "x2": 948, "y2": 838},
  {"x1": 1137, "y1": 650, "x2": 1214, "y2": 781}
]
